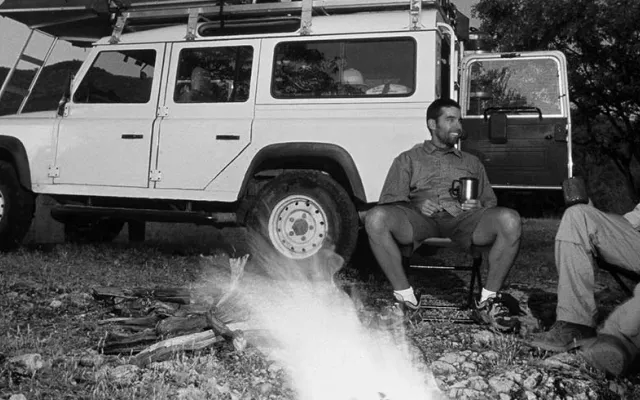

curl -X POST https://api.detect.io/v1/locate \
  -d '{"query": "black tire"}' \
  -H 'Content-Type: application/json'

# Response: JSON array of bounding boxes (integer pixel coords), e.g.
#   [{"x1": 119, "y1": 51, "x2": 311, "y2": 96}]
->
[
  {"x1": 247, "y1": 171, "x2": 359, "y2": 266},
  {"x1": 64, "y1": 218, "x2": 125, "y2": 243},
  {"x1": 0, "y1": 161, "x2": 35, "y2": 251}
]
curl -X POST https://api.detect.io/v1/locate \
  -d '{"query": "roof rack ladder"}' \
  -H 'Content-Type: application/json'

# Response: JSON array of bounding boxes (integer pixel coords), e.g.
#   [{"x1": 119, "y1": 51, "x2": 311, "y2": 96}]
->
[{"x1": 0, "y1": 29, "x2": 58, "y2": 114}]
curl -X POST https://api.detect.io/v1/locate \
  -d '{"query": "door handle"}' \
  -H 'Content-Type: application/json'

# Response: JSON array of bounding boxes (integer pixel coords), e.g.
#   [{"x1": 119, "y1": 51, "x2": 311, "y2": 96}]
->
[
  {"x1": 122, "y1": 134, "x2": 144, "y2": 139},
  {"x1": 216, "y1": 135, "x2": 240, "y2": 140}
]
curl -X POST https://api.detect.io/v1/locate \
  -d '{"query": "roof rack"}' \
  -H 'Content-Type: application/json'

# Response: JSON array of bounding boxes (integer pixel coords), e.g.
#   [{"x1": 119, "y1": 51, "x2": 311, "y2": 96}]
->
[
  {"x1": 108, "y1": 0, "x2": 450, "y2": 43},
  {"x1": 0, "y1": 0, "x2": 459, "y2": 43}
]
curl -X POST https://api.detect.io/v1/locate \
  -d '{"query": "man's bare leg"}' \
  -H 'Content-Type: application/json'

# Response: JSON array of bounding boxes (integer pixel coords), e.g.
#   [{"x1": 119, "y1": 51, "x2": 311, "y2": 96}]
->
[
  {"x1": 471, "y1": 207, "x2": 522, "y2": 292},
  {"x1": 364, "y1": 206, "x2": 416, "y2": 290}
]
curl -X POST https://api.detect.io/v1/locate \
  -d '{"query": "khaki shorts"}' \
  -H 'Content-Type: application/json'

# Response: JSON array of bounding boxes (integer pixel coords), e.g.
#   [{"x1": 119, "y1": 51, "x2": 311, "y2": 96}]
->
[{"x1": 391, "y1": 203, "x2": 490, "y2": 250}]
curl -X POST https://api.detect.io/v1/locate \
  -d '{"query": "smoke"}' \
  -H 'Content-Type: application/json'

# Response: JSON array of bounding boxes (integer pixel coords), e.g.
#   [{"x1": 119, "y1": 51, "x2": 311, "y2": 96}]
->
[{"x1": 203, "y1": 237, "x2": 442, "y2": 400}]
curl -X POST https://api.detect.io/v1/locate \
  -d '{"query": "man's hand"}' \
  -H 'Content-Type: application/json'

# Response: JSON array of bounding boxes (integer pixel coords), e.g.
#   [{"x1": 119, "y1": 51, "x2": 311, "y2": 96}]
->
[
  {"x1": 461, "y1": 199, "x2": 482, "y2": 211},
  {"x1": 420, "y1": 199, "x2": 444, "y2": 216}
]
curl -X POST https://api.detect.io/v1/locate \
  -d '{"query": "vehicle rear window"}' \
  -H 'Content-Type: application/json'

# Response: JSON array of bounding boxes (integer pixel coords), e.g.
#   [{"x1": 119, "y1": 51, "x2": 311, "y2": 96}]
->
[
  {"x1": 465, "y1": 58, "x2": 562, "y2": 116},
  {"x1": 272, "y1": 37, "x2": 416, "y2": 99}
]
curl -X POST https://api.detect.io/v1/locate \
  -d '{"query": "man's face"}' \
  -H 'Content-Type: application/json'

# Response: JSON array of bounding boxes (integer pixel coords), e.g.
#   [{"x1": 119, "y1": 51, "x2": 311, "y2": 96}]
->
[{"x1": 428, "y1": 106, "x2": 463, "y2": 148}]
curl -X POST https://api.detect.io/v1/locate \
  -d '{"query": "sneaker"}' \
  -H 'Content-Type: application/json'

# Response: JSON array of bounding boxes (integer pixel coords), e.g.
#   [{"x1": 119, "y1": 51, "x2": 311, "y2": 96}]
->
[
  {"x1": 473, "y1": 294, "x2": 521, "y2": 333},
  {"x1": 581, "y1": 334, "x2": 634, "y2": 376},
  {"x1": 529, "y1": 320, "x2": 596, "y2": 352},
  {"x1": 393, "y1": 292, "x2": 419, "y2": 311}
]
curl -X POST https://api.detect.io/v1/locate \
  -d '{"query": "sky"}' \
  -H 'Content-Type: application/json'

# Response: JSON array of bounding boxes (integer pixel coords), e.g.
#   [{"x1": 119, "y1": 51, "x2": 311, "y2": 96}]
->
[{"x1": 0, "y1": 0, "x2": 478, "y2": 68}]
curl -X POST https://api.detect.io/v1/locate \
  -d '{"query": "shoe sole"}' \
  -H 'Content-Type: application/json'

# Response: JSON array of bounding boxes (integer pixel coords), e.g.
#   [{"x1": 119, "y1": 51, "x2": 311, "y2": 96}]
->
[{"x1": 529, "y1": 336, "x2": 597, "y2": 353}]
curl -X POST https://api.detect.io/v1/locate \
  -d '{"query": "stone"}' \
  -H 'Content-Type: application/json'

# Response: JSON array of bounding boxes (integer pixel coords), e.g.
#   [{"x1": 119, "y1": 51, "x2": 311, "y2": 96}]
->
[
  {"x1": 461, "y1": 361, "x2": 478, "y2": 372},
  {"x1": 49, "y1": 299, "x2": 63, "y2": 308},
  {"x1": 499, "y1": 394, "x2": 512, "y2": 400},
  {"x1": 9, "y1": 395, "x2": 27, "y2": 400},
  {"x1": 439, "y1": 352, "x2": 467, "y2": 365},
  {"x1": 472, "y1": 330, "x2": 495, "y2": 345},
  {"x1": 8, "y1": 353, "x2": 44, "y2": 375},
  {"x1": 523, "y1": 390, "x2": 537, "y2": 400},
  {"x1": 448, "y1": 387, "x2": 483, "y2": 399},
  {"x1": 488, "y1": 375, "x2": 517, "y2": 394},
  {"x1": 523, "y1": 371, "x2": 542, "y2": 389},
  {"x1": 479, "y1": 350, "x2": 500, "y2": 362},
  {"x1": 430, "y1": 361, "x2": 457, "y2": 375}
]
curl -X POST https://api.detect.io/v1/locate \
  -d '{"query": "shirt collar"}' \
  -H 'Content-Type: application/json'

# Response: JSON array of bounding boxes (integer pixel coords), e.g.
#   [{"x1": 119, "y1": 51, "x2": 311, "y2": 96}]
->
[{"x1": 423, "y1": 140, "x2": 462, "y2": 158}]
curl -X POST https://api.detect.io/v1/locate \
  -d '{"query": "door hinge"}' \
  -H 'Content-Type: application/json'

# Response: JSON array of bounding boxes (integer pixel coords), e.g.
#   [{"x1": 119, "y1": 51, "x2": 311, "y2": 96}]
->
[
  {"x1": 149, "y1": 170, "x2": 162, "y2": 182},
  {"x1": 157, "y1": 106, "x2": 169, "y2": 117},
  {"x1": 48, "y1": 165, "x2": 60, "y2": 178}
]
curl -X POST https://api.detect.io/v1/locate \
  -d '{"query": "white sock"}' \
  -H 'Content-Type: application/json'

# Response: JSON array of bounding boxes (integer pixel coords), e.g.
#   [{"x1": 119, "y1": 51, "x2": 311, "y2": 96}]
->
[
  {"x1": 480, "y1": 288, "x2": 497, "y2": 303},
  {"x1": 393, "y1": 287, "x2": 417, "y2": 305}
]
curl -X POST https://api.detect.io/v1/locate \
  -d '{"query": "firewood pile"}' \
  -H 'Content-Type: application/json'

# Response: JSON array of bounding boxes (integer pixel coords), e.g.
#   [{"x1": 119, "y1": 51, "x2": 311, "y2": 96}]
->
[{"x1": 93, "y1": 255, "x2": 249, "y2": 367}]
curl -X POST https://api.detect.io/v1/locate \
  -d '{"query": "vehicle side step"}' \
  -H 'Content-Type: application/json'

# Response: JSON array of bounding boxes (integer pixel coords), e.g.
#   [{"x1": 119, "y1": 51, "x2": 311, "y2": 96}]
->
[{"x1": 50, "y1": 205, "x2": 237, "y2": 227}]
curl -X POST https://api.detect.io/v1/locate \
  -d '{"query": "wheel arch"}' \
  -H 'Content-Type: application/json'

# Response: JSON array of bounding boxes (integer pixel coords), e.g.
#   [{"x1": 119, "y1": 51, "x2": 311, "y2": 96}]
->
[
  {"x1": 239, "y1": 142, "x2": 366, "y2": 204},
  {"x1": 0, "y1": 136, "x2": 32, "y2": 190}
]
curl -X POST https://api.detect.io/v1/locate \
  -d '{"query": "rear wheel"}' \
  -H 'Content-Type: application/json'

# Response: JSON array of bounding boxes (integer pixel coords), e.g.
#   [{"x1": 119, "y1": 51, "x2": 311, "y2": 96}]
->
[
  {"x1": 247, "y1": 171, "x2": 359, "y2": 266},
  {"x1": 0, "y1": 161, "x2": 35, "y2": 251},
  {"x1": 64, "y1": 218, "x2": 125, "y2": 243}
]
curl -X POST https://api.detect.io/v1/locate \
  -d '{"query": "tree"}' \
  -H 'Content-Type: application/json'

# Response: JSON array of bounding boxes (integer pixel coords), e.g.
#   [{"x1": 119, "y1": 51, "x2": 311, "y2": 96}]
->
[{"x1": 473, "y1": 0, "x2": 640, "y2": 201}]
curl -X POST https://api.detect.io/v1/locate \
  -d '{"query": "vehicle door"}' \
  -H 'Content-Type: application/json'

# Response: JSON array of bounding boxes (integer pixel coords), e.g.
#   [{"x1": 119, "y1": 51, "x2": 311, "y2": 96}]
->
[
  {"x1": 459, "y1": 51, "x2": 571, "y2": 189},
  {"x1": 153, "y1": 40, "x2": 258, "y2": 190},
  {"x1": 53, "y1": 44, "x2": 164, "y2": 187}
]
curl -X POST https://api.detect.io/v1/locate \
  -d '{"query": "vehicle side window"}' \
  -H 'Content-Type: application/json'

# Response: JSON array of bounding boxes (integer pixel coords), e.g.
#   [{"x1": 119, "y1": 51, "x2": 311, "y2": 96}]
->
[
  {"x1": 174, "y1": 46, "x2": 253, "y2": 103},
  {"x1": 466, "y1": 58, "x2": 562, "y2": 116},
  {"x1": 73, "y1": 49, "x2": 156, "y2": 104},
  {"x1": 272, "y1": 37, "x2": 415, "y2": 99}
]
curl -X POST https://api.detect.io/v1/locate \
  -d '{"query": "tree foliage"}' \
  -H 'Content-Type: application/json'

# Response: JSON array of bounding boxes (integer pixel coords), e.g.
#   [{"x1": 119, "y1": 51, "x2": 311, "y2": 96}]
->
[{"x1": 473, "y1": 0, "x2": 640, "y2": 200}]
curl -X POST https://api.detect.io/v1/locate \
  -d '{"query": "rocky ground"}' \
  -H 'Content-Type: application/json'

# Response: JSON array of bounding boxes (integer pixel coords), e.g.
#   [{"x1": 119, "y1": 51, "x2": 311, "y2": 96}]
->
[{"x1": 2, "y1": 220, "x2": 639, "y2": 399}]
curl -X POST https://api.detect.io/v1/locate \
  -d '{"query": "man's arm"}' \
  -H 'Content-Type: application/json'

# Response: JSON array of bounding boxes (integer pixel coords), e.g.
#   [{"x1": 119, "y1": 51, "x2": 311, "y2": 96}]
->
[{"x1": 378, "y1": 155, "x2": 411, "y2": 204}]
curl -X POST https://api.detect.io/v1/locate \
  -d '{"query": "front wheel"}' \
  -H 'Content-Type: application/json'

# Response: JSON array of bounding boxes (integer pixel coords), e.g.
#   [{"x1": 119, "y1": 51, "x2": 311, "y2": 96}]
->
[
  {"x1": 247, "y1": 171, "x2": 359, "y2": 265},
  {"x1": 0, "y1": 161, "x2": 35, "y2": 251}
]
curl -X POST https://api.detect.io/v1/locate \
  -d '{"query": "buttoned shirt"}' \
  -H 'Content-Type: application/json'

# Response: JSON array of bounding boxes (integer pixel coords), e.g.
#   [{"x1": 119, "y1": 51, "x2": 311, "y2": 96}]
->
[{"x1": 379, "y1": 140, "x2": 497, "y2": 217}]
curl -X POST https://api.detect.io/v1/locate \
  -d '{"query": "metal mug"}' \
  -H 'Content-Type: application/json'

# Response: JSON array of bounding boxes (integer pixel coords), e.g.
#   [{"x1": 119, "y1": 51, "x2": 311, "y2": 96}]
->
[
  {"x1": 450, "y1": 177, "x2": 479, "y2": 203},
  {"x1": 562, "y1": 177, "x2": 589, "y2": 207}
]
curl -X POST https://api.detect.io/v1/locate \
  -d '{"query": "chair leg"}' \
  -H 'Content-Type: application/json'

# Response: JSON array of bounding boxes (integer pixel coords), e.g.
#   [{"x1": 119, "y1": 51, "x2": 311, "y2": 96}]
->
[{"x1": 467, "y1": 256, "x2": 483, "y2": 309}]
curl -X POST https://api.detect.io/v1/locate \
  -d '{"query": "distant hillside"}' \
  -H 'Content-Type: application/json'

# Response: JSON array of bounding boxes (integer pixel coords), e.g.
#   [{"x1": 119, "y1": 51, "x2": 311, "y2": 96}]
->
[{"x1": 0, "y1": 60, "x2": 83, "y2": 116}]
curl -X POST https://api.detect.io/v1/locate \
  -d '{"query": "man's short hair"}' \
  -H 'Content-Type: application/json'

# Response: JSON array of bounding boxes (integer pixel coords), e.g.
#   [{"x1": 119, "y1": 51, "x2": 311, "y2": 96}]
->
[{"x1": 426, "y1": 98, "x2": 461, "y2": 122}]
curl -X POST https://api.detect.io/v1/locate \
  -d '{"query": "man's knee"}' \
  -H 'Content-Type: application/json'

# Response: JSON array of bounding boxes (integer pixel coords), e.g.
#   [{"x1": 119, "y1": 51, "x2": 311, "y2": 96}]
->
[
  {"x1": 559, "y1": 204, "x2": 597, "y2": 232},
  {"x1": 495, "y1": 207, "x2": 522, "y2": 239},
  {"x1": 364, "y1": 206, "x2": 391, "y2": 235}
]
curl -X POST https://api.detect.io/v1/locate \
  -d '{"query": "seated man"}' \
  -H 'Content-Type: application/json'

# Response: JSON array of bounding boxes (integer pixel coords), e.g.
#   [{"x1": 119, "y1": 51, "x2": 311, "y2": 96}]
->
[
  {"x1": 364, "y1": 98, "x2": 522, "y2": 333},
  {"x1": 529, "y1": 202, "x2": 640, "y2": 376}
]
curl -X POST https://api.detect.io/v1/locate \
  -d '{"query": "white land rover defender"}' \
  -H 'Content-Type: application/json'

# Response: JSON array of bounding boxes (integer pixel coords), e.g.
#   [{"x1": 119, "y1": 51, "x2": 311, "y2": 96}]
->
[{"x1": 0, "y1": 0, "x2": 572, "y2": 264}]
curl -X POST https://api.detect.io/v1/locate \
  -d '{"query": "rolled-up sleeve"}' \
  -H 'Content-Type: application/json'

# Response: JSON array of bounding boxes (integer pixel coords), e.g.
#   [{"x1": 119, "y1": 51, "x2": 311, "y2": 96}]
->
[
  {"x1": 379, "y1": 155, "x2": 412, "y2": 204},
  {"x1": 476, "y1": 162, "x2": 497, "y2": 208},
  {"x1": 623, "y1": 202, "x2": 640, "y2": 230}
]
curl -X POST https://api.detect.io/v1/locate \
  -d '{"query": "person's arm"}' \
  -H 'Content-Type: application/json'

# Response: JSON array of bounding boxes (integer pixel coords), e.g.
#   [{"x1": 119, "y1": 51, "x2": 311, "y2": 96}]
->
[
  {"x1": 477, "y1": 162, "x2": 497, "y2": 208},
  {"x1": 623, "y1": 202, "x2": 640, "y2": 230},
  {"x1": 379, "y1": 154, "x2": 411, "y2": 204}
]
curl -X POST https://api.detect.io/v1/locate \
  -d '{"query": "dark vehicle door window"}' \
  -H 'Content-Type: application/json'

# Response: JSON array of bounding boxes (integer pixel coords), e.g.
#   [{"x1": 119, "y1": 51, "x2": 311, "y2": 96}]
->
[{"x1": 73, "y1": 49, "x2": 156, "y2": 104}]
